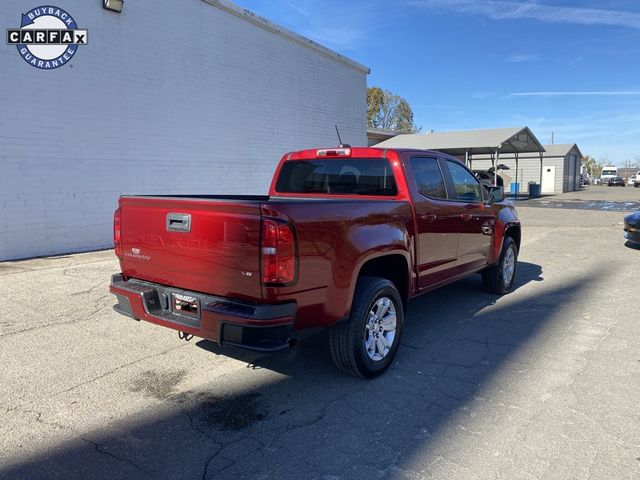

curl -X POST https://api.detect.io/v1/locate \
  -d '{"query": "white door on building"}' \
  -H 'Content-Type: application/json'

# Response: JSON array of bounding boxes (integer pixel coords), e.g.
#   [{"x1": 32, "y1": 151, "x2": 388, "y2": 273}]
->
[{"x1": 542, "y1": 166, "x2": 556, "y2": 194}]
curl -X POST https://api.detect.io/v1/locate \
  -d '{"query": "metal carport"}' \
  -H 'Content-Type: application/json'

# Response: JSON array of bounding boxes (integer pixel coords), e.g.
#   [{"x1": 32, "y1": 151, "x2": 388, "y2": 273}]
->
[{"x1": 374, "y1": 127, "x2": 546, "y2": 192}]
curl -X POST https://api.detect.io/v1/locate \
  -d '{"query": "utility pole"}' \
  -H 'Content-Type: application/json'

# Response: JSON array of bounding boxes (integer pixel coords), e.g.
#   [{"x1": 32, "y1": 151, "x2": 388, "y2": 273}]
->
[
  {"x1": 551, "y1": 132, "x2": 554, "y2": 145},
  {"x1": 624, "y1": 160, "x2": 631, "y2": 185}
]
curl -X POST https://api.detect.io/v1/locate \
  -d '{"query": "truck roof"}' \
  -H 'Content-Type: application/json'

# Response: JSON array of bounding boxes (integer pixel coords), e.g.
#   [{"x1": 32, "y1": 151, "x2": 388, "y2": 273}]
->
[{"x1": 284, "y1": 146, "x2": 463, "y2": 163}]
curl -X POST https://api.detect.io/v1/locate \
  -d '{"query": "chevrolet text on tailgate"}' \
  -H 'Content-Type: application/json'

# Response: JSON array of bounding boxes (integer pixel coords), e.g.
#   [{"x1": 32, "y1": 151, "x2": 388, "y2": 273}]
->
[{"x1": 110, "y1": 147, "x2": 521, "y2": 378}]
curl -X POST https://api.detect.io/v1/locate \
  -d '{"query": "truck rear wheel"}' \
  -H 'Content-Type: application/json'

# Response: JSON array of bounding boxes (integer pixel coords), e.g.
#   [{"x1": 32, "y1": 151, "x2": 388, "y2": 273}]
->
[
  {"x1": 482, "y1": 236, "x2": 518, "y2": 294},
  {"x1": 329, "y1": 276, "x2": 403, "y2": 378}
]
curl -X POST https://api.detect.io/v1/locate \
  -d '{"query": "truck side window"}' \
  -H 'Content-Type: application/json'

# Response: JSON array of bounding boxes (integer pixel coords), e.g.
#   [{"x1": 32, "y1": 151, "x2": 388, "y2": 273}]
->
[
  {"x1": 446, "y1": 160, "x2": 483, "y2": 202},
  {"x1": 410, "y1": 157, "x2": 447, "y2": 199}
]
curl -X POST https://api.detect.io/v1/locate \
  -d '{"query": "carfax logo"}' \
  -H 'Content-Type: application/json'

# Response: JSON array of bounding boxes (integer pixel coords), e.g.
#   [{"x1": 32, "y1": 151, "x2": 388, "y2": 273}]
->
[{"x1": 6, "y1": 6, "x2": 88, "y2": 70}]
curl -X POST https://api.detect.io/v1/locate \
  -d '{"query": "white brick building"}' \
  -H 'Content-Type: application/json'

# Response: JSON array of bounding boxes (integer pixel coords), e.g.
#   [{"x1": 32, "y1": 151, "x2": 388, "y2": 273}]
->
[{"x1": 0, "y1": 0, "x2": 369, "y2": 260}]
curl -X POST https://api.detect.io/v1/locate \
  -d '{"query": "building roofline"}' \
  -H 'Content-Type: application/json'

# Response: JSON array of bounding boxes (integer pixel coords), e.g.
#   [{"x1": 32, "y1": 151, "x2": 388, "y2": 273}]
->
[
  {"x1": 375, "y1": 126, "x2": 545, "y2": 155},
  {"x1": 203, "y1": 0, "x2": 371, "y2": 75},
  {"x1": 542, "y1": 143, "x2": 583, "y2": 158},
  {"x1": 367, "y1": 128, "x2": 410, "y2": 135},
  {"x1": 473, "y1": 143, "x2": 584, "y2": 159}
]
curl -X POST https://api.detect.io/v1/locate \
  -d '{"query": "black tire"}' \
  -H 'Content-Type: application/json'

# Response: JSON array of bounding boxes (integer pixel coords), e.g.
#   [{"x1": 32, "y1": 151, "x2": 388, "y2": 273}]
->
[
  {"x1": 329, "y1": 276, "x2": 404, "y2": 378},
  {"x1": 482, "y1": 236, "x2": 518, "y2": 294}
]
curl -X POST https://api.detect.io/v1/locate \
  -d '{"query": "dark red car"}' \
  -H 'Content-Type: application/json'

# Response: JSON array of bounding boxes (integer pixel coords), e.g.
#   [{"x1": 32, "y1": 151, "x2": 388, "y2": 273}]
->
[{"x1": 110, "y1": 147, "x2": 521, "y2": 377}]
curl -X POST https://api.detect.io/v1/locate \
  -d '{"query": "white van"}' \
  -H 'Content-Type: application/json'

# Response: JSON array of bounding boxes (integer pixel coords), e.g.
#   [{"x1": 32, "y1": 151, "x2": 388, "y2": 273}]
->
[{"x1": 600, "y1": 166, "x2": 618, "y2": 183}]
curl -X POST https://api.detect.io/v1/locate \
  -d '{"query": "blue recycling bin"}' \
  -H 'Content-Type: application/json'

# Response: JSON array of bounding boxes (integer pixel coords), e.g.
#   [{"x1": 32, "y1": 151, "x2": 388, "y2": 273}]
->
[
  {"x1": 529, "y1": 183, "x2": 541, "y2": 198},
  {"x1": 510, "y1": 182, "x2": 520, "y2": 194}
]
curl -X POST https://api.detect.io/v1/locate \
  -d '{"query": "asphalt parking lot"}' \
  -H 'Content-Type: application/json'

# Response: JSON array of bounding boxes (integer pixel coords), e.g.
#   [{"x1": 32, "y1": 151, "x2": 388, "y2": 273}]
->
[
  {"x1": 515, "y1": 182, "x2": 640, "y2": 212},
  {"x1": 1, "y1": 185, "x2": 639, "y2": 480}
]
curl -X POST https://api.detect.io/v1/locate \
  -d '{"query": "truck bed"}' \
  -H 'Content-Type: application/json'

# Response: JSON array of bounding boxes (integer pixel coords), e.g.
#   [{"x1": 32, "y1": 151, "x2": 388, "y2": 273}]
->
[{"x1": 117, "y1": 194, "x2": 412, "y2": 311}]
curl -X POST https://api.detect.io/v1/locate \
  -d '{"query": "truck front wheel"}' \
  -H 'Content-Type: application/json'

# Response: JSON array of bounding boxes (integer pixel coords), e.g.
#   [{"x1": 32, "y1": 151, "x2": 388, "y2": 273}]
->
[
  {"x1": 482, "y1": 236, "x2": 518, "y2": 294},
  {"x1": 329, "y1": 276, "x2": 404, "y2": 378}
]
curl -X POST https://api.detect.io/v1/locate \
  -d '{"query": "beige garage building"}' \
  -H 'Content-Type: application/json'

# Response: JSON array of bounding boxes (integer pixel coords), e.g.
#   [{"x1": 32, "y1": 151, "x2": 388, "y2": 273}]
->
[
  {"x1": 374, "y1": 128, "x2": 582, "y2": 195},
  {"x1": 471, "y1": 144, "x2": 583, "y2": 194}
]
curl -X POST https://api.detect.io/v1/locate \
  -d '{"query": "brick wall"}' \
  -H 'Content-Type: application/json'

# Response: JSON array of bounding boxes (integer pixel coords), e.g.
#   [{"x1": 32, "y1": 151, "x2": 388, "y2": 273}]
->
[{"x1": 0, "y1": 0, "x2": 368, "y2": 260}]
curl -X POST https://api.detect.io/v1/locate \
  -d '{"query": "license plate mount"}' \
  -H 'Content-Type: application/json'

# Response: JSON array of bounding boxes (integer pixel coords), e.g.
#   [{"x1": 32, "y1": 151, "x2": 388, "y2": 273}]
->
[{"x1": 172, "y1": 293, "x2": 200, "y2": 319}]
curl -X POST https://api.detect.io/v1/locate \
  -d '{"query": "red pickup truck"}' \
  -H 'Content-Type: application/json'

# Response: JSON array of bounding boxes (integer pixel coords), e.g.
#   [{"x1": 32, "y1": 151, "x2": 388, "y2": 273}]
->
[{"x1": 110, "y1": 147, "x2": 521, "y2": 378}]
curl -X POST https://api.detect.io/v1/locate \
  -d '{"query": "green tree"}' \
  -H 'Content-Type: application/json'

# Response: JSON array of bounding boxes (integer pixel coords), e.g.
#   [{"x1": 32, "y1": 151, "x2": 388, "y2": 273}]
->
[
  {"x1": 367, "y1": 86, "x2": 420, "y2": 133},
  {"x1": 581, "y1": 155, "x2": 603, "y2": 176},
  {"x1": 367, "y1": 87, "x2": 386, "y2": 128}
]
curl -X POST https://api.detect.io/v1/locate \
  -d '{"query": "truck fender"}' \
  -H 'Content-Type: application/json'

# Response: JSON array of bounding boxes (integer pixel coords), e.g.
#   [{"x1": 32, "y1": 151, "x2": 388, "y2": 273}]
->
[
  {"x1": 490, "y1": 221, "x2": 521, "y2": 265},
  {"x1": 345, "y1": 249, "x2": 412, "y2": 314}
]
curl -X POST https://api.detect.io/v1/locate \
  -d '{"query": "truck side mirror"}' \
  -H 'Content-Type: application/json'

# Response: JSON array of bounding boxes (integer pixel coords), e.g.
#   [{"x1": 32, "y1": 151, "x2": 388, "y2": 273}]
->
[{"x1": 485, "y1": 186, "x2": 505, "y2": 203}]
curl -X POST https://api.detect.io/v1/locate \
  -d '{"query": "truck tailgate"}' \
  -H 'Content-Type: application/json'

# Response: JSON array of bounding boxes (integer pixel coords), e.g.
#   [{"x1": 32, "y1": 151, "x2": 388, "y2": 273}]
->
[{"x1": 118, "y1": 196, "x2": 263, "y2": 302}]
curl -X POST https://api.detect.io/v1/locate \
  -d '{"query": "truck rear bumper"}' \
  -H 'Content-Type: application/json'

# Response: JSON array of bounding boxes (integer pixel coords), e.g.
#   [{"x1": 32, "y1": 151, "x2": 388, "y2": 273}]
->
[{"x1": 109, "y1": 274, "x2": 296, "y2": 352}]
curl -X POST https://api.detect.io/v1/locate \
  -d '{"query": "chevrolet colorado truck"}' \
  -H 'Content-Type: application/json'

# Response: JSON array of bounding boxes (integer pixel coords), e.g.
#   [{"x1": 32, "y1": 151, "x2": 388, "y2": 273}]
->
[{"x1": 110, "y1": 147, "x2": 521, "y2": 378}]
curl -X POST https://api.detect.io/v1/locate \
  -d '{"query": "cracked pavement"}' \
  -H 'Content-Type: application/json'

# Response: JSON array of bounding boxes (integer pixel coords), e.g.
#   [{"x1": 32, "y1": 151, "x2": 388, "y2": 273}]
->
[{"x1": 0, "y1": 185, "x2": 639, "y2": 479}]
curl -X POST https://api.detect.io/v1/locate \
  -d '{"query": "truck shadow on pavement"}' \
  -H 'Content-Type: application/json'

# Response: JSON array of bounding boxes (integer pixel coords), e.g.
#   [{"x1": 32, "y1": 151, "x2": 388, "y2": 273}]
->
[
  {"x1": 5, "y1": 261, "x2": 605, "y2": 480},
  {"x1": 194, "y1": 262, "x2": 544, "y2": 374}
]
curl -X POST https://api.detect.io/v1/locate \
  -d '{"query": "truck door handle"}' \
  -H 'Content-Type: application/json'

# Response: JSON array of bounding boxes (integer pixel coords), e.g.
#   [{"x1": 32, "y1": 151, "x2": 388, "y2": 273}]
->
[
  {"x1": 421, "y1": 214, "x2": 437, "y2": 223},
  {"x1": 460, "y1": 213, "x2": 472, "y2": 221},
  {"x1": 166, "y1": 213, "x2": 191, "y2": 232}
]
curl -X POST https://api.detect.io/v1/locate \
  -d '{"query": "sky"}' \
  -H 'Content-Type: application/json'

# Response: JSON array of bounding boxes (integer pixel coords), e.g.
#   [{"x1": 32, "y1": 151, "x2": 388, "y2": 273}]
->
[{"x1": 237, "y1": 0, "x2": 640, "y2": 167}]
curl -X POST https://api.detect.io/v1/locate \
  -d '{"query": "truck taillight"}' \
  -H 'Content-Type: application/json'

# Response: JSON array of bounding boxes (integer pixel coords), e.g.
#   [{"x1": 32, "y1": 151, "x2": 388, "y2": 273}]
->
[
  {"x1": 114, "y1": 207, "x2": 122, "y2": 258},
  {"x1": 261, "y1": 219, "x2": 296, "y2": 285}
]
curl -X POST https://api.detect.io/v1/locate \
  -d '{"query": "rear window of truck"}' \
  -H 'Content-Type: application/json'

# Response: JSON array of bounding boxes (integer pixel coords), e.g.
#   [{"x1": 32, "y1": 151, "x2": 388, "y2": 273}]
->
[{"x1": 275, "y1": 158, "x2": 398, "y2": 196}]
